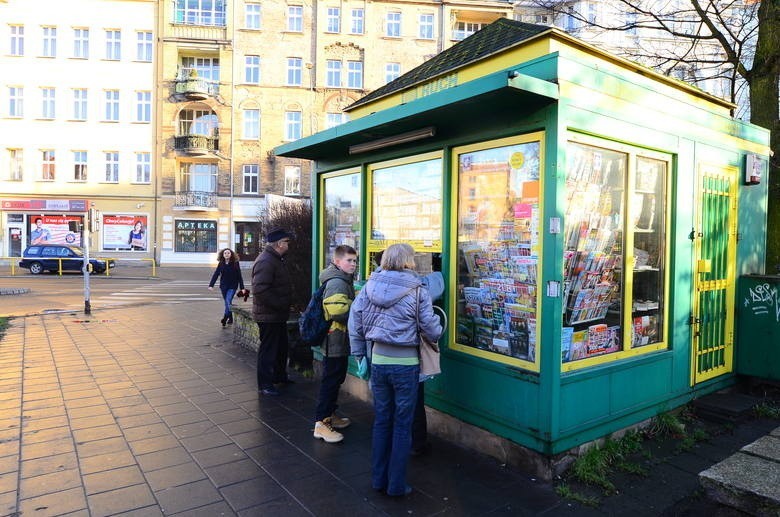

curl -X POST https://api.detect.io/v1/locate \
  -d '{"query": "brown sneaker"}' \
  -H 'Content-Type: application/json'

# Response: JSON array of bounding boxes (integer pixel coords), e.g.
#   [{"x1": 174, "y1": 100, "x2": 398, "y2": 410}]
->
[
  {"x1": 325, "y1": 414, "x2": 351, "y2": 429},
  {"x1": 314, "y1": 421, "x2": 343, "y2": 443}
]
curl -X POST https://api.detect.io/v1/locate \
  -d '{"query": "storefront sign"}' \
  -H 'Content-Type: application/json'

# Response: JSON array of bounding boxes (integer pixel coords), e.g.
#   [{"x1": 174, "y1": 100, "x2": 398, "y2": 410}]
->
[
  {"x1": 2, "y1": 198, "x2": 88, "y2": 211},
  {"x1": 28, "y1": 215, "x2": 83, "y2": 246}
]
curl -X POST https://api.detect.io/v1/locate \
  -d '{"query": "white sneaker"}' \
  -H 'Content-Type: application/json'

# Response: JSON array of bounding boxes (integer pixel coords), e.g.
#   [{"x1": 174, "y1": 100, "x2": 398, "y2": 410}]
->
[
  {"x1": 325, "y1": 414, "x2": 351, "y2": 429},
  {"x1": 314, "y1": 421, "x2": 343, "y2": 443}
]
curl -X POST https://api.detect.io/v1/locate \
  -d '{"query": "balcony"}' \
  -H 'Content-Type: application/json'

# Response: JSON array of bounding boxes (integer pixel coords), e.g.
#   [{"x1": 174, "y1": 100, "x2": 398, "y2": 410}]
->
[
  {"x1": 175, "y1": 77, "x2": 220, "y2": 100},
  {"x1": 174, "y1": 135, "x2": 218, "y2": 155},
  {"x1": 174, "y1": 191, "x2": 218, "y2": 210}
]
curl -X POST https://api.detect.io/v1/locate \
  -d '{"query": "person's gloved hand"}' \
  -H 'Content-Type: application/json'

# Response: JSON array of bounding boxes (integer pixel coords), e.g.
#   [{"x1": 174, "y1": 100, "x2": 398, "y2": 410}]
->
[{"x1": 355, "y1": 356, "x2": 369, "y2": 380}]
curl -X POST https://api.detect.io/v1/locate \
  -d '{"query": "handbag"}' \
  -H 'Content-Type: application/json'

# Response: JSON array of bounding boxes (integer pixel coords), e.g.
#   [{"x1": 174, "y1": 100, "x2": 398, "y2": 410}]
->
[{"x1": 416, "y1": 287, "x2": 442, "y2": 379}]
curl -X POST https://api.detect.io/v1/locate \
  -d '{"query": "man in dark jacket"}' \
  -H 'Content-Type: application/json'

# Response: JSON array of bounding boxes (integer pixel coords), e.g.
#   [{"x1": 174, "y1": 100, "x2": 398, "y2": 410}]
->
[
  {"x1": 313, "y1": 245, "x2": 357, "y2": 443},
  {"x1": 252, "y1": 228, "x2": 294, "y2": 396}
]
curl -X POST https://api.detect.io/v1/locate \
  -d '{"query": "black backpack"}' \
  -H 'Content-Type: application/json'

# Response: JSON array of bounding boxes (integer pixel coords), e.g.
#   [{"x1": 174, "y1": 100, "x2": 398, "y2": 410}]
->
[{"x1": 298, "y1": 278, "x2": 334, "y2": 347}]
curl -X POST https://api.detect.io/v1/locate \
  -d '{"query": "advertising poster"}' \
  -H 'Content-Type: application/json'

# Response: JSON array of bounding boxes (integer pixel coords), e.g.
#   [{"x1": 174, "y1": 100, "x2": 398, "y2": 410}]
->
[
  {"x1": 27, "y1": 215, "x2": 82, "y2": 246},
  {"x1": 103, "y1": 215, "x2": 148, "y2": 251}
]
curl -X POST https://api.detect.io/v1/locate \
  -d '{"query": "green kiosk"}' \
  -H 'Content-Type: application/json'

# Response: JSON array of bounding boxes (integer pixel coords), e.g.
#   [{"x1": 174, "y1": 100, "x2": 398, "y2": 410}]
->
[{"x1": 275, "y1": 19, "x2": 771, "y2": 478}]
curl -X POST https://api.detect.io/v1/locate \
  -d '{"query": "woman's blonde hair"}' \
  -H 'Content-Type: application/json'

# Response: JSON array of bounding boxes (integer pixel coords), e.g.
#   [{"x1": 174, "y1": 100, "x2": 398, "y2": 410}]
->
[{"x1": 380, "y1": 243, "x2": 416, "y2": 271}]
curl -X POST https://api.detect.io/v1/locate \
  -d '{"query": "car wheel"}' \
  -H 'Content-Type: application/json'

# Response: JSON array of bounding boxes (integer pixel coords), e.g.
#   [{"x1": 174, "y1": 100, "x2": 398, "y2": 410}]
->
[{"x1": 29, "y1": 262, "x2": 43, "y2": 275}]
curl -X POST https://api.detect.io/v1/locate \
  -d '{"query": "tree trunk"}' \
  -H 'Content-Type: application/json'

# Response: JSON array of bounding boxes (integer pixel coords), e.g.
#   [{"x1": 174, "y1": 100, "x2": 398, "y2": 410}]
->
[{"x1": 749, "y1": 0, "x2": 780, "y2": 272}]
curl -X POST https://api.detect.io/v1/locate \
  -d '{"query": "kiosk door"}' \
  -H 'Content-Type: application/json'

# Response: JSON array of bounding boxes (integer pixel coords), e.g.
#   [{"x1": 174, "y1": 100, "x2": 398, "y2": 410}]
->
[{"x1": 691, "y1": 164, "x2": 737, "y2": 385}]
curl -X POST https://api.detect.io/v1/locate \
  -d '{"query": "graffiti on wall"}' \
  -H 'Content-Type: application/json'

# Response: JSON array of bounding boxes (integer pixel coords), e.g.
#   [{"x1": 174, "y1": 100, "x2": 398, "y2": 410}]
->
[{"x1": 743, "y1": 283, "x2": 780, "y2": 322}]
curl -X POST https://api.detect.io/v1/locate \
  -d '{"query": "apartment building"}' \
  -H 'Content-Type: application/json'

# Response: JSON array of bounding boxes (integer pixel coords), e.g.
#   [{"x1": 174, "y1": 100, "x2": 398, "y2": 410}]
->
[
  {"x1": 158, "y1": 0, "x2": 514, "y2": 265},
  {"x1": 0, "y1": 0, "x2": 156, "y2": 259}
]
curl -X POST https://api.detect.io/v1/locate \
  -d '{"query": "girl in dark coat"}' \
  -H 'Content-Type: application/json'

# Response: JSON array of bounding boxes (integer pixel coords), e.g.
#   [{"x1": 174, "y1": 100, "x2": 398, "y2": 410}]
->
[{"x1": 208, "y1": 248, "x2": 245, "y2": 327}]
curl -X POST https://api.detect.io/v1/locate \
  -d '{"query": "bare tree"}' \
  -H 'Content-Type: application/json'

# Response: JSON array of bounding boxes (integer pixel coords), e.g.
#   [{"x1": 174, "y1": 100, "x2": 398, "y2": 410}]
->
[{"x1": 521, "y1": 0, "x2": 779, "y2": 269}]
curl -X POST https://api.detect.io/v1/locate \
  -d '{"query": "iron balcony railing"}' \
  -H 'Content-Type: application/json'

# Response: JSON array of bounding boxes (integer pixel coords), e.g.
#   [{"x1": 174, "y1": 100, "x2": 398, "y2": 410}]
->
[
  {"x1": 174, "y1": 135, "x2": 218, "y2": 154},
  {"x1": 174, "y1": 77, "x2": 220, "y2": 98},
  {"x1": 174, "y1": 191, "x2": 218, "y2": 209}
]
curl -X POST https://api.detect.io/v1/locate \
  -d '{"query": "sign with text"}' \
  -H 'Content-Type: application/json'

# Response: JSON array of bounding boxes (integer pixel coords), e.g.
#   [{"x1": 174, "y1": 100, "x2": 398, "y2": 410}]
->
[
  {"x1": 103, "y1": 215, "x2": 148, "y2": 251},
  {"x1": 27, "y1": 215, "x2": 83, "y2": 246}
]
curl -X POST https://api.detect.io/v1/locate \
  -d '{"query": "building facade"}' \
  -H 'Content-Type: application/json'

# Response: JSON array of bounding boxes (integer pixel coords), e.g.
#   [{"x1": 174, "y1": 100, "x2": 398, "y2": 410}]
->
[
  {"x1": 157, "y1": 0, "x2": 515, "y2": 265},
  {"x1": 0, "y1": 0, "x2": 156, "y2": 260}
]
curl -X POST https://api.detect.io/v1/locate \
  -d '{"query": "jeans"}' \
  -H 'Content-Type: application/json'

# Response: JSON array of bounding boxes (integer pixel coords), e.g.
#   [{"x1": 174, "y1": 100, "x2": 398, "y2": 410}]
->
[
  {"x1": 314, "y1": 356, "x2": 348, "y2": 422},
  {"x1": 256, "y1": 322, "x2": 289, "y2": 389},
  {"x1": 221, "y1": 288, "x2": 236, "y2": 316},
  {"x1": 370, "y1": 363, "x2": 419, "y2": 496},
  {"x1": 411, "y1": 381, "x2": 427, "y2": 450}
]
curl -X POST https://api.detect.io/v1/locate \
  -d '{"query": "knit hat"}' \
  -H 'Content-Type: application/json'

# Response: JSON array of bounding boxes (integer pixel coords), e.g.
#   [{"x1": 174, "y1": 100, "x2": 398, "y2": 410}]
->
[{"x1": 267, "y1": 228, "x2": 293, "y2": 243}]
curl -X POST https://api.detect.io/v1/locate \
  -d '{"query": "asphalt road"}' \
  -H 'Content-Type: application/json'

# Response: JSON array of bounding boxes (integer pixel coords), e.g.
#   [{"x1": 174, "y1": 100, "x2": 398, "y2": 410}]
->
[{"x1": 0, "y1": 266, "x2": 226, "y2": 317}]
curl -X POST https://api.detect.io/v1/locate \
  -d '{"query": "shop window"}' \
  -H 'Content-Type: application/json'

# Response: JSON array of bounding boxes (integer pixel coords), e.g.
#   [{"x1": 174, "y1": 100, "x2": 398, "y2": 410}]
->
[
  {"x1": 562, "y1": 138, "x2": 669, "y2": 370},
  {"x1": 453, "y1": 135, "x2": 542, "y2": 369},
  {"x1": 174, "y1": 219, "x2": 217, "y2": 252},
  {"x1": 322, "y1": 170, "x2": 361, "y2": 271},
  {"x1": 284, "y1": 165, "x2": 301, "y2": 196}
]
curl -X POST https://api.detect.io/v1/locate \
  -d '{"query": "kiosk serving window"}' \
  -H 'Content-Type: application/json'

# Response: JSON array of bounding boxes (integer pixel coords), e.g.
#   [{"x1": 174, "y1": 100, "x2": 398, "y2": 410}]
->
[
  {"x1": 562, "y1": 137, "x2": 669, "y2": 370},
  {"x1": 322, "y1": 169, "x2": 362, "y2": 269},
  {"x1": 367, "y1": 153, "x2": 443, "y2": 273},
  {"x1": 452, "y1": 134, "x2": 543, "y2": 370}
]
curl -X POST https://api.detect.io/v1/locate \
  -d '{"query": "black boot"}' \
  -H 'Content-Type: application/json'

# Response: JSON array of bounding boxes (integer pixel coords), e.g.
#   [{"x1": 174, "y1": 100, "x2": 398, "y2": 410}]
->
[
  {"x1": 227, "y1": 312, "x2": 233, "y2": 324},
  {"x1": 220, "y1": 316, "x2": 227, "y2": 327}
]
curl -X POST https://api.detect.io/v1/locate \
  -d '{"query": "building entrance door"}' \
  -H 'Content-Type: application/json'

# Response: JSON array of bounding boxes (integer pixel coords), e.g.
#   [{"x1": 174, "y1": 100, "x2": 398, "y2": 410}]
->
[
  {"x1": 691, "y1": 164, "x2": 737, "y2": 385},
  {"x1": 9, "y1": 228, "x2": 22, "y2": 256},
  {"x1": 235, "y1": 222, "x2": 261, "y2": 262}
]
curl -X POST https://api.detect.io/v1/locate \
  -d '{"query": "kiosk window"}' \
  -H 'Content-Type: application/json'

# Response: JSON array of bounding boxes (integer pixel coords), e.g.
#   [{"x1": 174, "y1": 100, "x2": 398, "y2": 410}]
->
[
  {"x1": 323, "y1": 171, "x2": 362, "y2": 270},
  {"x1": 453, "y1": 136, "x2": 542, "y2": 368},
  {"x1": 369, "y1": 155, "x2": 442, "y2": 250},
  {"x1": 562, "y1": 140, "x2": 669, "y2": 368}
]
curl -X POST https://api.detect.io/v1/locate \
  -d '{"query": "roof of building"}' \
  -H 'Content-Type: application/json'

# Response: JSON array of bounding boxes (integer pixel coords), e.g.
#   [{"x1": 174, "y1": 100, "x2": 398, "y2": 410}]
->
[{"x1": 347, "y1": 18, "x2": 552, "y2": 111}]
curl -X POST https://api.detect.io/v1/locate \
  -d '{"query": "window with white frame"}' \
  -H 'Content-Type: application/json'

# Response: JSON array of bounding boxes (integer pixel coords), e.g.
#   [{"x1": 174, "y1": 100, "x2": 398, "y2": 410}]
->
[
  {"x1": 178, "y1": 109, "x2": 217, "y2": 136},
  {"x1": 105, "y1": 30, "x2": 121, "y2": 60},
  {"x1": 325, "y1": 112, "x2": 347, "y2": 128},
  {"x1": 418, "y1": 14, "x2": 433, "y2": 39},
  {"x1": 587, "y1": 2, "x2": 598, "y2": 23},
  {"x1": 104, "y1": 90, "x2": 119, "y2": 121},
  {"x1": 135, "y1": 152, "x2": 151, "y2": 183},
  {"x1": 347, "y1": 60, "x2": 363, "y2": 89},
  {"x1": 41, "y1": 87, "x2": 55, "y2": 119},
  {"x1": 73, "y1": 28, "x2": 89, "y2": 58},
  {"x1": 243, "y1": 109, "x2": 260, "y2": 139},
  {"x1": 73, "y1": 151, "x2": 87, "y2": 181},
  {"x1": 10, "y1": 25, "x2": 24, "y2": 56},
  {"x1": 284, "y1": 111, "x2": 302, "y2": 141},
  {"x1": 180, "y1": 162, "x2": 217, "y2": 192},
  {"x1": 245, "y1": 55, "x2": 260, "y2": 83},
  {"x1": 385, "y1": 62, "x2": 400, "y2": 84},
  {"x1": 286, "y1": 57, "x2": 302, "y2": 85},
  {"x1": 453, "y1": 21, "x2": 484, "y2": 40},
  {"x1": 563, "y1": 9, "x2": 579, "y2": 31},
  {"x1": 386, "y1": 12, "x2": 401, "y2": 37},
  {"x1": 284, "y1": 165, "x2": 301, "y2": 196},
  {"x1": 104, "y1": 152, "x2": 119, "y2": 182},
  {"x1": 9, "y1": 87, "x2": 23, "y2": 117},
  {"x1": 326, "y1": 7, "x2": 340, "y2": 32},
  {"x1": 326, "y1": 60, "x2": 342, "y2": 87},
  {"x1": 136, "y1": 91, "x2": 151, "y2": 122},
  {"x1": 42, "y1": 26, "x2": 57, "y2": 57},
  {"x1": 174, "y1": 0, "x2": 227, "y2": 26},
  {"x1": 41, "y1": 150, "x2": 55, "y2": 180},
  {"x1": 287, "y1": 6, "x2": 303, "y2": 32},
  {"x1": 626, "y1": 11, "x2": 638, "y2": 35},
  {"x1": 9, "y1": 149, "x2": 23, "y2": 181},
  {"x1": 245, "y1": 3, "x2": 261, "y2": 29},
  {"x1": 350, "y1": 9, "x2": 364, "y2": 34},
  {"x1": 72, "y1": 88, "x2": 87, "y2": 120},
  {"x1": 136, "y1": 31, "x2": 152, "y2": 61},
  {"x1": 180, "y1": 56, "x2": 220, "y2": 82},
  {"x1": 242, "y1": 164, "x2": 259, "y2": 193}
]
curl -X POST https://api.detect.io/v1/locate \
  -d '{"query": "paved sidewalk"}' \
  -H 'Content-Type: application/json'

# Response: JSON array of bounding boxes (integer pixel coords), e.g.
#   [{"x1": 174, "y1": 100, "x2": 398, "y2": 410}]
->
[
  {"x1": 1, "y1": 301, "x2": 778, "y2": 516},
  {"x1": 0, "y1": 303, "x2": 564, "y2": 516}
]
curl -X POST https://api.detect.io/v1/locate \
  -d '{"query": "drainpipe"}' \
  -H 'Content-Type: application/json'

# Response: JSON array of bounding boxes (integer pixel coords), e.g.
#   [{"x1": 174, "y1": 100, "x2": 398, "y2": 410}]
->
[
  {"x1": 229, "y1": 0, "x2": 236, "y2": 251},
  {"x1": 153, "y1": 0, "x2": 162, "y2": 266},
  {"x1": 438, "y1": 0, "x2": 445, "y2": 54}
]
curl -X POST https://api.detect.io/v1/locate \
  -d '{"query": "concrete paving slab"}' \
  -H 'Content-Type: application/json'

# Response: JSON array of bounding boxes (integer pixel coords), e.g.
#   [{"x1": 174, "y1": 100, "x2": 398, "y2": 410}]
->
[
  {"x1": 741, "y1": 435, "x2": 780, "y2": 461},
  {"x1": 700, "y1": 452, "x2": 780, "y2": 515}
]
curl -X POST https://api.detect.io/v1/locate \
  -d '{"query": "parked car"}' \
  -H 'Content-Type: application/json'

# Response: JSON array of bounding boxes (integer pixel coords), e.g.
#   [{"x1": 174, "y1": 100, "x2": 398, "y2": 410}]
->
[{"x1": 19, "y1": 245, "x2": 116, "y2": 275}]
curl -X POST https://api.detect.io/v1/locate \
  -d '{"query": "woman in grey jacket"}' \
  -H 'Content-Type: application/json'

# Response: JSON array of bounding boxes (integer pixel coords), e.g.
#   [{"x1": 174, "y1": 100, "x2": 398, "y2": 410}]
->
[{"x1": 349, "y1": 243, "x2": 442, "y2": 497}]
